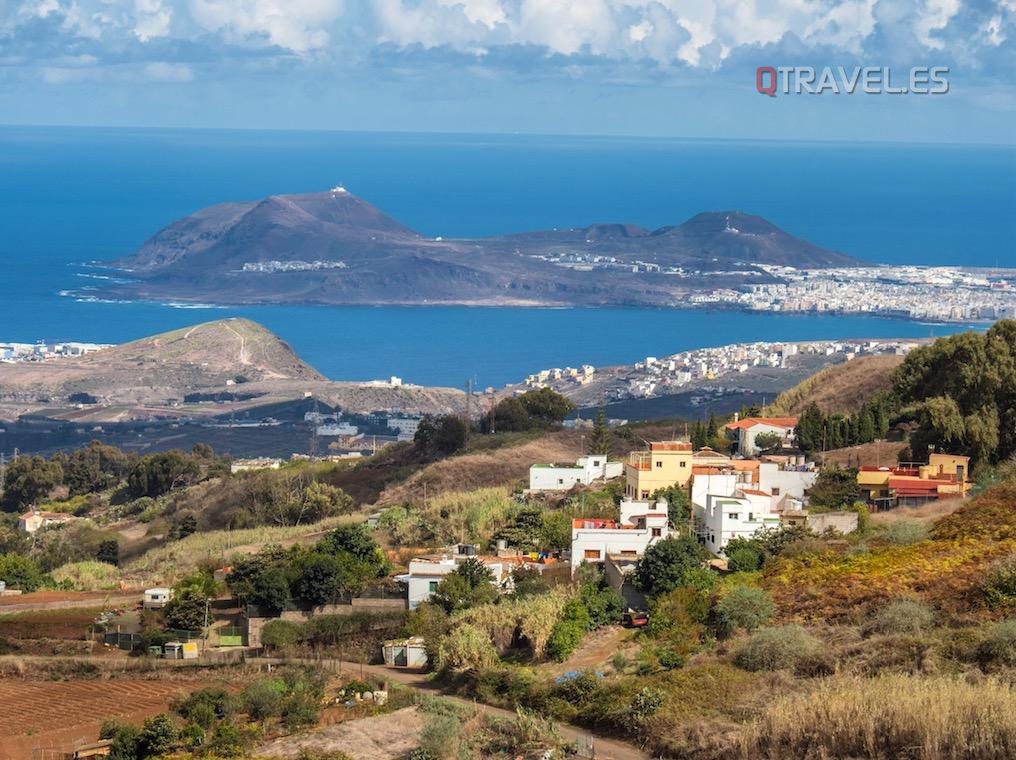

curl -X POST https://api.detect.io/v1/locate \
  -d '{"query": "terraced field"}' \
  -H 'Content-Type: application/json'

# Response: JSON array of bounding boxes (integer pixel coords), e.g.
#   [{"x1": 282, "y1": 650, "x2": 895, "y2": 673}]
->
[{"x1": 0, "y1": 678, "x2": 201, "y2": 759}]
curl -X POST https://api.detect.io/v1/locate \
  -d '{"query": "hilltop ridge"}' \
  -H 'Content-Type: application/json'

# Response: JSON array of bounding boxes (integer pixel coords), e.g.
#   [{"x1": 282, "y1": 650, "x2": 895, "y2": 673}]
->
[{"x1": 0, "y1": 318, "x2": 321, "y2": 404}]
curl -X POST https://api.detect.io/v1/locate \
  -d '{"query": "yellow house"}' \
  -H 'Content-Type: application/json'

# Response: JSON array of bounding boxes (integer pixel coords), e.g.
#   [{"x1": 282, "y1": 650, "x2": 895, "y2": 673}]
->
[
  {"x1": 624, "y1": 441, "x2": 693, "y2": 499},
  {"x1": 857, "y1": 452, "x2": 971, "y2": 509},
  {"x1": 925, "y1": 453, "x2": 969, "y2": 483}
]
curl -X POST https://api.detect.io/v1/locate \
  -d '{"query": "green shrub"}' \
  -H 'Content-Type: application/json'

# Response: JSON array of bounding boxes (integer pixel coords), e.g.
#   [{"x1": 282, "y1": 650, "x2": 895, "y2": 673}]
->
[
  {"x1": 735, "y1": 625, "x2": 820, "y2": 672},
  {"x1": 547, "y1": 599, "x2": 591, "y2": 661},
  {"x1": 976, "y1": 619, "x2": 1016, "y2": 668},
  {"x1": 260, "y1": 619, "x2": 303, "y2": 651},
  {"x1": 880, "y1": 520, "x2": 929, "y2": 545},
  {"x1": 727, "y1": 546, "x2": 764, "y2": 573},
  {"x1": 981, "y1": 554, "x2": 1016, "y2": 608},
  {"x1": 138, "y1": 714, "x2": 177, "y2": 757},
  {"x1": 208, "y1": 720, "x2": 250, "y2": 757},
  {"x1": 101, "y1": 720, "x2": 141, "y2": 760},
  {"x1": 173, "y1": 687, "x2": 234, "y2": 728},
  {"x1": 714, "y1": 587, "x2": 774, "y2": 635},
  {"x1": 656, "y1": 647, "x2": 685, "y2": 670},
  {"x1": 241, "y1": 679, "x2": 286, "y2": 720},
  {"x1": 0, "y1": 553, "x2": 45, "y2": 591},
  {"x1": 865, "y1": 599, "x2": 936, "y2": 637},
  {"x1": 417, "y1": 713, "x2": 463, "y2": 760}
]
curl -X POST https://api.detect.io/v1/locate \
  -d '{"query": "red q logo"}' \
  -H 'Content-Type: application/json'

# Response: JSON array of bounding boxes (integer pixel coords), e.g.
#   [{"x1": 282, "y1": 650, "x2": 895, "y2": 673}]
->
[{"x1": 756, "y1": 66, "x2": 777, "y2": 97}]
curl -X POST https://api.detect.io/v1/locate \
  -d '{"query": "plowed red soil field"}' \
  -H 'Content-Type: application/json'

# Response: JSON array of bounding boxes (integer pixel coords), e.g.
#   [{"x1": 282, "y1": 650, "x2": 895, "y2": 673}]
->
[{"x1": 0, "y1": 678, "x2": 200, "y2": 759}]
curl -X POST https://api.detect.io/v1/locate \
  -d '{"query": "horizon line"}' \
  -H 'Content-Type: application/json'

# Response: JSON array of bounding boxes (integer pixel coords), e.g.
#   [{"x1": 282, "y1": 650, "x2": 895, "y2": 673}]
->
[{"x1": 1, "y1": 122, "x2": 1014, "y2": 150}]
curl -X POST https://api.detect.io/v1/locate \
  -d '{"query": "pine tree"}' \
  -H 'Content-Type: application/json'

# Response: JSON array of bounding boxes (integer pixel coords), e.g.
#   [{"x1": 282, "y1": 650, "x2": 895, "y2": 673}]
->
[
  {"x1": 588, "y1": 405, "x2": 611, "y2": 455},
  {"x1": 691, "y1": 420, "x2": 707, "y2": 450}
]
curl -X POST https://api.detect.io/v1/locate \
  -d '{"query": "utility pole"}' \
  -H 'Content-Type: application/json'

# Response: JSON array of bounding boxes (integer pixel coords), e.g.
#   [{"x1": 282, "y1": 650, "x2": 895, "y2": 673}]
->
[{"x1": 308, "y1": 396, "x2": 319, "y2": 459}]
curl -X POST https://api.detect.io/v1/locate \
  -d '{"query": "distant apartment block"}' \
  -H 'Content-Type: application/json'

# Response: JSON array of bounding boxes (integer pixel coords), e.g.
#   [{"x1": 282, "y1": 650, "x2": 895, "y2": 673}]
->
[{"x1": 529, "y1": 455, "x2": 623, "y2": 491}]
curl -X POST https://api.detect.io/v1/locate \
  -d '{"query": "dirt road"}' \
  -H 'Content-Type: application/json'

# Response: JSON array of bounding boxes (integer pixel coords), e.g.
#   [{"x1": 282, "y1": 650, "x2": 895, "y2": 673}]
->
[{"x1": 265, "y1": 657, "x2": 650, "y2": 760}]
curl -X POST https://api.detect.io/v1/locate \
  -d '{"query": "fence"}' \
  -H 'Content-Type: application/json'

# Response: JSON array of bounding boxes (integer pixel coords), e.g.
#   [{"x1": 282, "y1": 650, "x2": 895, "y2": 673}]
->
[
  {"x1": 217, "y1": 626, "x2": 245, "y2": 647},
  {"x1": 103, "y1": 631, "x2": 143, "y2": 651}
]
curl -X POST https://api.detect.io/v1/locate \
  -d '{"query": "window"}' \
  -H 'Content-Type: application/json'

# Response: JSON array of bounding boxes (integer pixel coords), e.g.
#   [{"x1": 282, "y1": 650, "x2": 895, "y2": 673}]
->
[
  {"x1": 558, "y1": 478, "x2": 564, "y2": 485},
  {"x1": 651, "y1": 527, "x2": 662, "y2": 537},
  {"x1": 772, "y1": 487, "x2": 781, "y2": 496},
  {"x1": 656, "y1": 460, "x2": 663, "y2": 468},
  {"x1": 680, "y1": 461, "x2": 687, "y2": 467},
  {"x1": 728, "y1": 513, "x2": 739, "y2": 520},
  {"x1": 428, "y1": 581, "x2": 438, "y2": 593},
  {"x1": 748, "y1": 513, "x2": 754, "y2": 522},
  {"x1": 584, "y1": 549, "x2": 601, "y2": 560},
  {"x1": 620, "y1": 549, "x2": 637, "y2": 556},
  {"x1": 641, "y1": 491, "x2": 650, "y2": 499}
]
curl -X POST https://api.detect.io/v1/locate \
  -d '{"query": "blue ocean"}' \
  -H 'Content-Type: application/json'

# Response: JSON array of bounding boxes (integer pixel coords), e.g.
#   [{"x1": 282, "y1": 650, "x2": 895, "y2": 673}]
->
[{"x1": 1, "y1": 126, "x2": 1013, "y2": 388}]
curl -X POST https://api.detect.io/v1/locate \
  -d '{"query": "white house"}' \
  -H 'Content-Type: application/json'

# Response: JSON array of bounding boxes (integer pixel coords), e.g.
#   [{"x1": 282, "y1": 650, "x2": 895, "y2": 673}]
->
[
  {"x1": 757, "y1": 462, "x2": 818, "y2": 501},
  {"x1": 692, "y1": 492, "x2": 781, "y2": 556},
  {"x1": 18, "y1": 510, "x2": 76, "y2": 534},
  {"x1": 398, "y1": 547, "x2": 509, "y2": 609},
  {"x1": 529, "y1": 455, "x2": 623, "y2": 491},
  {"x1": 570, "y1": 496, "x2": 669, "y2": 573},
  {"x1": 724, "y1": 416, "x2": 799, "y2": 457}
]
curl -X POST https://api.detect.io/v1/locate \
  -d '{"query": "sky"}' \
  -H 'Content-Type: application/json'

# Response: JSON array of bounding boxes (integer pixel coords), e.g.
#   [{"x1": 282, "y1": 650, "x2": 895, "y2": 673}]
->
[{"x1": 0, "y1": 0, "x2": 1014, "y2": 143}]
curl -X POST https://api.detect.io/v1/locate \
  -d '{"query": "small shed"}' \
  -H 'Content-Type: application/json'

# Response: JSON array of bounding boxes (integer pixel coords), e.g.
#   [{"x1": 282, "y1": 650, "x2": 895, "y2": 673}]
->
[
  {"x1": 164, "y1": 641, "x2": 199, "y2": 660},
  {"x1": 382, "y1": 636, "x2": 428, "y2": 668},
  {"x1": 143, "y1": 587, "x2": 173, "y2": 609},
  {"x1": 70, "y1": 739, "x2": 112, "y2": 758}
]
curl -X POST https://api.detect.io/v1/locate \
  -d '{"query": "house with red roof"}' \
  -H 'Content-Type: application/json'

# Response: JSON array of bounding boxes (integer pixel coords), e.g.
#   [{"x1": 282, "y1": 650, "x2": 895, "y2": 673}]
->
[{"x1": 724, "y1": 416, "x2": 799, "y2": 457}]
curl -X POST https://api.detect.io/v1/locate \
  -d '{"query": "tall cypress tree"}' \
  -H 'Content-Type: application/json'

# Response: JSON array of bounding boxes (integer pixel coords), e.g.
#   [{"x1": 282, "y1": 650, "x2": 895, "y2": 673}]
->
[{"x1": 588, "y1": 405, "x2": 611, "y2": 455}]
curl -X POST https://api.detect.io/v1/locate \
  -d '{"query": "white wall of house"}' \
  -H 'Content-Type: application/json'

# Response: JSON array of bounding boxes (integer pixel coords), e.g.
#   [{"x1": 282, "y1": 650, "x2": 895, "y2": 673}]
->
[
  {"x1": 758, "y1": 463, "x2": 818, "y2": 501},
  {"x1": 691, "y1": 473, "x2": 740, "y2": 505},
  {"x1": 400, "y1": 555, "x2": 507, "y2": 609},
  {"x1": 693, "y1": 494, "x2": 781, "y2": 555},
  {"x1": 737, "y1": 423, "x2": 795, "y2": 456},
  {"x1": 570, "y1": 497, "x2": 669, "y2": 573},
  {"x1": 529, "y1": 456, "x2": 623, "y2": 491}
]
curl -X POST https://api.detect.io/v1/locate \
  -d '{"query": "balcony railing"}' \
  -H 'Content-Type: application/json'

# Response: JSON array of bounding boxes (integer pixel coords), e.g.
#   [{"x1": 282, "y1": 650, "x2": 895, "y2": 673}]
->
[{"x1": 628, "y1": 452, "x2": 652, "y2": 471}]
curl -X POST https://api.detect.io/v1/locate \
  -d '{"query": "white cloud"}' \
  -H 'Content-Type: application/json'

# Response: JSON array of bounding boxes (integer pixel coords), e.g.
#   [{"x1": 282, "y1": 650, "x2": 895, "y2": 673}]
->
[
  {"x1": 187, "y1": 0, "x2": 344, "y2": 52},
  {"x1": 913, "y1": 0, "x2": 960, "y2": 50},
  {"x1": 144, "y1": 60, "x2": 193, "y2": 79},
  {"x1": 4, "y1": 0, "x2": 1011, "y2": 75},
  {"x1": 134, "y1": 0, "x2": 173, "y2": 41},
  {"x1": 367, "y1": 0, "x2": 888, "y2": 66}
]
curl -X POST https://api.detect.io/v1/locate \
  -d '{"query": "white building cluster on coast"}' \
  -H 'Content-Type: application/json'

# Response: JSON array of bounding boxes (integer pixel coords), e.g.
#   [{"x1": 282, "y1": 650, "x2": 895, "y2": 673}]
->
[
  {"x1": 694, "y1": 265, "x2": 1016, "y2": 322},
  {"x1": 0, "y1": 340, "x2": 111, "y2": 363},
  {"x1": 522, "y1": 338, "x2": 918, "y2": 401}
]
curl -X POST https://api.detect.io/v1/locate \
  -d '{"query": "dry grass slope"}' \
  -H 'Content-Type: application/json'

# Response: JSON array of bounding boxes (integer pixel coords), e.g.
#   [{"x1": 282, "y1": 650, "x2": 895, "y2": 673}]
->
[
  {"x1": 744, "y1": 674, "x2": 1016, "y2": 760},
  {"x1": 764, "y1": 482, "x2": 1016, "y2": 621},
  {"x1": 376, "y1": 430, "x2": 588, "y2": 506},
  {"x1": 769, "y1": 354, "x2": 903, "y2": 416}
]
